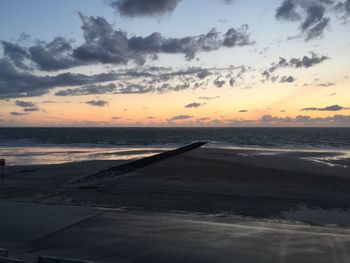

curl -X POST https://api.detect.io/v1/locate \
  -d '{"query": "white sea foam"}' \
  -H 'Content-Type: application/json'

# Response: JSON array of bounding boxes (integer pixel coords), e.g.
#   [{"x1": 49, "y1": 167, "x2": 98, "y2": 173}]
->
[{"x1": 0, "y1": 146, "x2": 169, "y2": 166}]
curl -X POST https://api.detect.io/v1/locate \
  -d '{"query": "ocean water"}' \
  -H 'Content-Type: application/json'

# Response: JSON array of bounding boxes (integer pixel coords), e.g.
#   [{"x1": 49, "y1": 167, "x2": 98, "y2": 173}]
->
[{"x1": 0, "y1": 127, "x2": 350, "y2": 165}]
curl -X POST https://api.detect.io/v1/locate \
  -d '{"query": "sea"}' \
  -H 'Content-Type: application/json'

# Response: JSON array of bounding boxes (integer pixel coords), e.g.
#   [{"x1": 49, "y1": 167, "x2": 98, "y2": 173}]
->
[{"x1": 0, "y1": 127, "x2": 350, "y2": 166}]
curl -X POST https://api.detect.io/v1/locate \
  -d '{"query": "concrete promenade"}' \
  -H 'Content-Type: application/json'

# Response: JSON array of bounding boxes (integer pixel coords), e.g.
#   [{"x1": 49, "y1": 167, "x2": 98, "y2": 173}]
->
[{"x1": 1, "y1": 201, "x2": 350, "y2": 263}]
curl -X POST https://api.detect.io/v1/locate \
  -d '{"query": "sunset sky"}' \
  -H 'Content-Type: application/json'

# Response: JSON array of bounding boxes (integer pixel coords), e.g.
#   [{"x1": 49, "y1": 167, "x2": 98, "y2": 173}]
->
[{"x1": 0, "y1": 0, "x2": 349, "y2": 127}]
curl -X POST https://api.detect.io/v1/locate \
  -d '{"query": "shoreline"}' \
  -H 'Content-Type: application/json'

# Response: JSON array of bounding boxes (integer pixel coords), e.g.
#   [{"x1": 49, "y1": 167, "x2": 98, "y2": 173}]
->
[
  {"x1": 1, "y1": 145, "x2": 350, "y2": 176},
  {"x1": 1, "y1": 143, "x2": 350, "y2": 166}
]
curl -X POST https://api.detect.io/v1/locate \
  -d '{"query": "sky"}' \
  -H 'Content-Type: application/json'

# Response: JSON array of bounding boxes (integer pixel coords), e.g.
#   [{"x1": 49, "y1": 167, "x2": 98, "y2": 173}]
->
[{"x1": 0, "y1": 0, "x2": 349, "y2": 127}]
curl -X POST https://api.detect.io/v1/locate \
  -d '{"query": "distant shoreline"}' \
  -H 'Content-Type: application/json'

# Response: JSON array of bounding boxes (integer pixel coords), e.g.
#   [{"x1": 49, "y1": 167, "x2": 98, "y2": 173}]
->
[{"x1": 1, "y1": 144, "x2": 350, "y2": 166}]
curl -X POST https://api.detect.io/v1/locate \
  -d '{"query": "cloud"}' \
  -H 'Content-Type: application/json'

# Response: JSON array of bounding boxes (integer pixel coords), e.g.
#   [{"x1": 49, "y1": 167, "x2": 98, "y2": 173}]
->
[
  {"x1": 73, "y1": 13, "x2": 131, "y2": 65},
  {"x1": 279, "y1": 75, "x2": 296, "y2": 83},
  {"x1": 23, "y1": 107, "x2": 40, "y2": 112},
  {"x1": 197, "y1": 70, "x2": 212, "y2": 79},
  {"x1": 301, "y1": 4, "x2": 326, "y2": 31},
  {"x1": 15, "y1": 100, "x2": 36, "y2": 108},
  {"x1": 301, "y1": 104, "x2": 348, "y2": 111},
  {"x1": 168, "y1": 114, "x2": 192, "y2": 121},
  {"x1": 317, "y1": 82, "x2": 335, "y2": 87},
  {"x1": 198, "y1": 96, "x2": 220, "y2": 100},
  {"x1": 257, "y1": 114, "x2": 350, "y2": 126},
  {"x1": 13, "y1": 100, "x2": 40, "y2": 114},
  {"x1": 336, "y1": 0, "x2": 350, "y2": 13},
  {"x1": 213, "y1": 79, "x2": 226, "y2": 88},
  {"x1": 335, "y1": 0, "x2": 350, "y2": 22},
  {"x1": 1, "y1": 13, "x2": 253, "y2": 73},
  {"x1": 305, "y1": 17, "x2": 330, "y2": 40},
  {"x1": 1, "y1": 38, "x2": 83, "y2": 72},
  {"x1": 261, "y1": 115, "x2": 293, "y2": 123},
  {"x1": 262, "y1": 52, "x2": 329, "y2": 81},
  {"x1": 28, "y1": 37, "x2": 83, "y2": 71},
  {"x1": 289, "y1": 52, "x2": 329, "y2": 68},
  {"x1": 184, "y1": 102, "x2": 204, "y2": 108},
  {"x1": 221, "y1": 0, "x2": 234, "y2": 4},
  {"x1": 109, "y1": 0, "x2": 182, "y2": 17},
  {"x1": 17, "y1": 33, "x2": 30, "y2": 43},
  {"x1": 10, "y1": 111, "x2": 27, "y2": 116},
  {"x1": 275, "y1": 0, "x2": 332, "y2": 40},
  {"x1": 117, "y1": 84, "x2": 154, "y2": 94},
  {"x1": 73, "y1": 13, "x2": 253, "y2": 65},
  {"x1": 109, "y1": 0, "x2": 234, "y2": 18},
  {"x1": 276, "y1": 0, "x2": 301, "y2": 21},
  {"x1": 53, "y1": 66, "x2": 247, "y2": 97},
  {"x1": 197, "y1": 117, "x2": 211, "y2": 122},
  {"x1": 108, "y1": 114, "x2": 350, "y2": 127},
  {"x1": 127, "y1": 25, "x2": 254, "y2": 61},
  {"x1": 1, "y1": 41, "x2": 30, "y2": 70},
  {"x1": 239, "y1": 110, "x2": 248, "y2": 112},
  {"x1": 0, "y1": 58, "x2": 119, "y2": 98},
  {"x1": 108, "y1": 0, "x2": 237, "y2": 18},
  {"x1": 55, "y1": 83, "x2": 117, "y2": 96},
  {"x1": 0, "y1": 37, "x2": 250, "y2": 98},
  {"x1": 229, "y1": 78, "x2": 236, "y2": 86},
  {"x1": 85, "y1": 100, "x2": 109, "y2": 107}
]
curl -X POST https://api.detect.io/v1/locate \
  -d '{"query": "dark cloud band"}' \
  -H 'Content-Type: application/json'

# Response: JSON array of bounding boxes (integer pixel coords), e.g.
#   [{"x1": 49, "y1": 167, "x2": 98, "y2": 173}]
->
[
  {"x1": 110, "y1": 0, "x2": 182, "y2": 17},
  {"x1": 1, "y1": 13, "x2": 254, "y2": 72},
  {"x1": 276, "y1": 0, "x2": 349, "y2": 40}
]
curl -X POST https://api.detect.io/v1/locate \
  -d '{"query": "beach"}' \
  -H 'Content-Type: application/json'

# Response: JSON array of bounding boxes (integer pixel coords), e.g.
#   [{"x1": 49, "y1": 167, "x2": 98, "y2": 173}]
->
[
  {"x1": 1, "y1": 145, "x2": 350, "y2": 262},
  {"x1": 2, "y1": 0, "x2": 350, "y2": 260}
]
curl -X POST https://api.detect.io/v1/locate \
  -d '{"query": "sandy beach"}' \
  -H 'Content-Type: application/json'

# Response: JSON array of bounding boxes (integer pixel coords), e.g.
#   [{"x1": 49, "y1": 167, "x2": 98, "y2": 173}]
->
[
  {"x1": 1, "y1": 146, "x2": 350, "y2": 262},
  {"x1": 2, "y1": 146, "x2": 350, "y2": 218}
]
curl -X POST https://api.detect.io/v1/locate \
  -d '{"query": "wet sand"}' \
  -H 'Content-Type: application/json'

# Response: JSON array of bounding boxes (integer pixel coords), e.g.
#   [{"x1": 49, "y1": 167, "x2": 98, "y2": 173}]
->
[
  {"x1": 3, "y1": 147, "x2": 349, "y2": 221},
  {"x1": 1, "y1": 146, "x2": 350, "y2": 262}
]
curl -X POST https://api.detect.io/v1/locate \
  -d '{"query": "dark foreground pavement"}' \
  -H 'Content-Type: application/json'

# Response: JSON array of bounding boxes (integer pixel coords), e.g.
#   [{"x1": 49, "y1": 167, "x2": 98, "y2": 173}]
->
[{"x1": 1, "y1": 201, "x2": 350, "y2": 263}]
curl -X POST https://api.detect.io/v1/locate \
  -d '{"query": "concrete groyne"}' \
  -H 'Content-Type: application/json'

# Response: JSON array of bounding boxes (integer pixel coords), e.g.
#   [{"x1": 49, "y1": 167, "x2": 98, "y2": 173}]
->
[{"x1": 69, "y1": 142, "x2": 207, "y2": 187}]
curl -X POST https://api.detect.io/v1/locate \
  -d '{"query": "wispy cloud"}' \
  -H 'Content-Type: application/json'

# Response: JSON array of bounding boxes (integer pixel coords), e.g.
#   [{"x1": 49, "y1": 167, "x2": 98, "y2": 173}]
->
[
  {"x1": 15, "y1": 100, "x2": 36, "y2": 108},
  {"x1": 184, "y1": 102, "x2": 204, "y2": 108},
  {"x1": 168, "y1": 115, "x2": 193, "y2": 121},
  {"x1": 276, "y1": 0, "x2": 331, "y2": 40},
  {"x1": 85, "y1": 100, "x2": 109, "y2": 107},
  {"x1": 301, "y1": 105, "x2": 349, "y2": 111},
  {"x1": 10, "y1": 112, "x2": 27, "y2": 116},
  {"x1": 262, "y1": 52, "x2": 329, "y2": 81}
]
